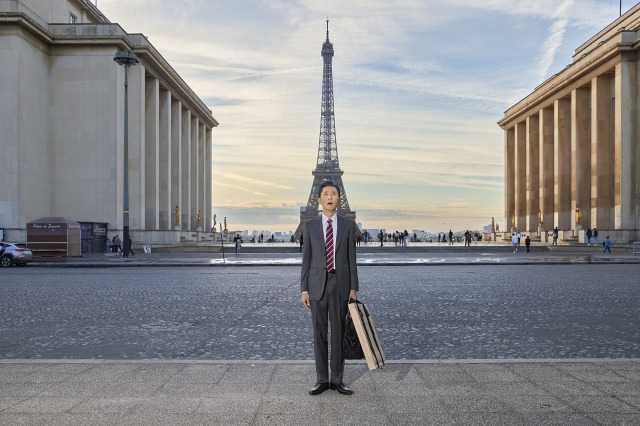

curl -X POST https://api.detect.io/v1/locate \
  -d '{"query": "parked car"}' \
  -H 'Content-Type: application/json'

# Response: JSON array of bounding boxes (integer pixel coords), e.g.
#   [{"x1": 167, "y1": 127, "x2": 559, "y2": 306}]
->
[{"x1": 0, "y1": 242, "x2": 33, "y2": 267}]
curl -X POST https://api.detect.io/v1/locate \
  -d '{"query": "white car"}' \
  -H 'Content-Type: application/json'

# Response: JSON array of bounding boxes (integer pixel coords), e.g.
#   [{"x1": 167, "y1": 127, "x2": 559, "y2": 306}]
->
[{"x1": 0, "y1": 242, "x2": 33, "y2": 267}]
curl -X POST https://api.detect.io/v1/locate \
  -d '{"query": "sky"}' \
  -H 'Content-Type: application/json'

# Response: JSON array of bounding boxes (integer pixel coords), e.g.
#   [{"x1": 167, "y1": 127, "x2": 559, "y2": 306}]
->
[{"x1": 98, "y1": 0, "x2": 631, "y2": 234}]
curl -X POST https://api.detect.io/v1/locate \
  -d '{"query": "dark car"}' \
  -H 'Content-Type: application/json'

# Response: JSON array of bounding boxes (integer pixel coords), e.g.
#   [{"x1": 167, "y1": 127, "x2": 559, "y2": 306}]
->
[{"x1": 0, "y1": 242, "x2": 33, "y2": 267}]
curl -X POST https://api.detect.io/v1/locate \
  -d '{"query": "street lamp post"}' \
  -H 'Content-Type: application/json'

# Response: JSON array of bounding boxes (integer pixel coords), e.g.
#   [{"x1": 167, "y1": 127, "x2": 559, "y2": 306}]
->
[{"x1": 114, "y1": 49, "x2": 140, "y2": 258}]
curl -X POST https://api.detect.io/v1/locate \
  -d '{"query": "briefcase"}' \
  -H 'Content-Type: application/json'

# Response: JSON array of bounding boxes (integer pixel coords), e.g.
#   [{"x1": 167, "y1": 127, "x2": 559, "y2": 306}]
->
[{"x1": 348, "y1": 300, "x2": 386, "y2": 370}]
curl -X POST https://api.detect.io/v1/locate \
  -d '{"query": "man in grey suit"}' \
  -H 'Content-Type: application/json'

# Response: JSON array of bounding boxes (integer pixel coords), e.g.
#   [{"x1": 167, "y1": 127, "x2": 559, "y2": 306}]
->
[{"x1": 301, "y1": 181, "x2": 359, "y2": 396}]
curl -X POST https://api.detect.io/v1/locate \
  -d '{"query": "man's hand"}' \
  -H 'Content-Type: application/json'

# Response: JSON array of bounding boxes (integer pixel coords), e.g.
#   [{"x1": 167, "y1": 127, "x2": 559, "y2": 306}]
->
[
  {"x1": 301, "y1": 292, "x2": 311, "y2": 310},
  {"x1": 349, "y1": 290, "x2": 357, "y2": 302}
]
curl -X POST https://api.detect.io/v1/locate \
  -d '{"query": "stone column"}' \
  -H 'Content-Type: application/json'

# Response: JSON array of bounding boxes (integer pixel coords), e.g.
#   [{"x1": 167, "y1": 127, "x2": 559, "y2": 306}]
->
[
  {"x1": 144, "y1": 78, "x2": 159, "y2": 230},
  {"x1": 181, "y1": 108, "x2": 191, "y2": 230},
  {"x1": 514, "y1": 121, "x2": 526, "y2": 231},
  {"x1": 571, "y1": 86, "x2": 591, "y2": 230},
  {"x1": 504, "y1": 128, "x2": 515, "y2": 234},
  {"x1": 554, "y1": 97, "x2": 571, "y2": 230},
  {"x1": 205, "y1": 127, "x2": 212, "y2": 232},
  {"x1": 591, "y1": 74, "x2": 614, "y2": 230},
  {"x1": 197, "y1": 121, "x2": 206, "y2": 231},
  {"x1": 171, "y1": 99, "x2": 182, "y2": 230},
  {"x1": 190, "y1": 117, "x2": 199, "y2": 229},
  {"x1": 127, "y1": 65, "x2": 145, "y2": 233},
  {"x1": 614, "y1": 57, "x2": 638, "y2": 230},
  {"x1": 526, "y1": 114, "x2": 540, "y2": 233},
  {"x1": 539, "y1": 106, "x2": 554, "y2": 230},
  {"x1": 158, "y1": 89, "x2": 171, "y2": 230}
]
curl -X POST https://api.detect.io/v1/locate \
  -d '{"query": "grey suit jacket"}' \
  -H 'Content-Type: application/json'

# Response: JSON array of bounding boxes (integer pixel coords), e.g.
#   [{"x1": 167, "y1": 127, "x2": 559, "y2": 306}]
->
[{"x1": 300, "y1": 214, "x2": 359, "y2": 302}]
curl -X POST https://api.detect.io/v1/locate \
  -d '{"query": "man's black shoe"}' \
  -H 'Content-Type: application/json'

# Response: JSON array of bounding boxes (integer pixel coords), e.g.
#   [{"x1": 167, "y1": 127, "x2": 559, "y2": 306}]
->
[
  {"x1": 309, "y1": 382, "x2": 330, "y2": 395},
  {"x1": 330, "y1": 382, "x2": 353, "y2": 395}
]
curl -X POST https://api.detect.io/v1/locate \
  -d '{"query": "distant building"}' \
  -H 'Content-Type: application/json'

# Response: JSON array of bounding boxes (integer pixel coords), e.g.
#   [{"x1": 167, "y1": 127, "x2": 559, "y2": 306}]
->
[
  {"x1": 498, "y1": 5, "x2": 640, "y2": 243},
  {"x1": 0, "y1": 0, "x2": 218, "y2": 247}
]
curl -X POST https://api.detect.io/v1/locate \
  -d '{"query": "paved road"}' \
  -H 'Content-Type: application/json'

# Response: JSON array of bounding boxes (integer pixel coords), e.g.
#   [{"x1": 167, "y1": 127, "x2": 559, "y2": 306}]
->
[{"x1": 2, "y1": 264, "x2": 639, "y2": 360}]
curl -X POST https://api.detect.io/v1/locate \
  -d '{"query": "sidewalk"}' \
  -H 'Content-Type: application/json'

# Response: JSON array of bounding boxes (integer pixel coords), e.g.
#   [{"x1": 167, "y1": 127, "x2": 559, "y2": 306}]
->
[
  {"x1": 29, "y1": 243, "x2": 640, "y2": 267},
  {"x1": 1, "y1": 359, "x2": 639, "y2": 425}
]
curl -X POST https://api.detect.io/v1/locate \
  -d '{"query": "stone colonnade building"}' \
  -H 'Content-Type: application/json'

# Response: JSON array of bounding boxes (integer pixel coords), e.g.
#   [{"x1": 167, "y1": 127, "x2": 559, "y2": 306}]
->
[
  {"x1": 0, "y1": 0, "x2": 218, "y2": 247},
  {"x1": 498, "y1": 5, "x2": 640, "y2": 244}
]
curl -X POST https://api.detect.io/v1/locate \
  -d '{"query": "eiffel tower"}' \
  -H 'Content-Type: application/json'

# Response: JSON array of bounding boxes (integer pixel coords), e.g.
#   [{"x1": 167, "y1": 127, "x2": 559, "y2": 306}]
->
[{"x1": 297, "y1": 20, "x2": 356, "y2": 235}]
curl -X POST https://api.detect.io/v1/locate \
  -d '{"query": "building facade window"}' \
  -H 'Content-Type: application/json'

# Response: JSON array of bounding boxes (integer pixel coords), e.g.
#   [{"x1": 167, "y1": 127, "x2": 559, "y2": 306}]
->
[{"x1": 69, "y1": 13, "x2": 77, "y2": 23}]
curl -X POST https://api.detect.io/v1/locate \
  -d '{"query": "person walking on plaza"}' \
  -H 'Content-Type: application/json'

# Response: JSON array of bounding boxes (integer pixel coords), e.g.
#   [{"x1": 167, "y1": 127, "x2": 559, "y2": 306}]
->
[
  {"x1": 602, "y1": 236, "x2": 613, "y2": 254},
  {"x1": 586, "y1": 228, "x2": 593, "y2": 245},
  {"x1": 301, "y1": 181, "x2": 359, "y2": 396},
  {"x1": 552, "y1": 227, "x2": 559, "y2": 245},
  {"x1": 511, "y1": 233, "x2": 519, "y2": 253},
  {"x1": 378, "y1": 230, "x2": 384, "y2": 247},
  {"x1": 525, "y1": 235, "x2": 531, "y2": 253},
  {"x1": 125, "y1": 237, "x2": 135, "y2": 257},
  {"x1": 448, "y1": 230, "x2": 453, "y2": 245},
  {"x1": 593, "y1": 228, "x2": 599, "y2": 245}
]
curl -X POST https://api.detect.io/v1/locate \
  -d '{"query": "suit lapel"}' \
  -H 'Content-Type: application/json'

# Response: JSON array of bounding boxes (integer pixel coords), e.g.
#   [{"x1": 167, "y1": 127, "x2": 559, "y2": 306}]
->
[
  {"x1": 312, "y1": 216, "x2": 324, "y2": 244},
  {"x1": 335, "y1": 215, "x2": 346, "y2": 251}
]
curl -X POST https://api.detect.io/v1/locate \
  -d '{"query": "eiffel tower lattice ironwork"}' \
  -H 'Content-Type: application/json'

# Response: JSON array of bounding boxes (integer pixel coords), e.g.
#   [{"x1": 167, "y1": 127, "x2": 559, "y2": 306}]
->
[{"x1": 297, "y1": 20, "x2": 356, "y2": 235}]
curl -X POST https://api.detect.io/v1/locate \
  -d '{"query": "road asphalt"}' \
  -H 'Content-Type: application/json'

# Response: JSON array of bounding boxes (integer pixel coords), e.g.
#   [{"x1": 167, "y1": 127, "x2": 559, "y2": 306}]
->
[{"x1": 3, "y1": 243, "x2": 639, "y2": 425}]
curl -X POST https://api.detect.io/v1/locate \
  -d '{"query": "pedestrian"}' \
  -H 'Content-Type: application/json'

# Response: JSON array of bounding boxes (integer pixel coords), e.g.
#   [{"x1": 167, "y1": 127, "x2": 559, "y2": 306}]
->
[
  {"x1": 233, "y1": 234, "x2": 242, "y2": 254},
  {"x1": 602, "y1": 236, "x2": 612, "y2": 254},
  {"x1": 592, "y1": 228, "x2": 598, "y2": 245},
  {"x1": 125, "y1": 237, "x2": 135, "y2": 257},
  {"x1": 301, "y1": 181, "x2": 359, "y2": 396},
  {"x1": 378, "y1": 230, "x2": 384, "y2": 247},
  {"x1": 448, "y1": 230, "x2": 453, "y2": 246},
  {"x1": 525, "y1": 235, "x2": 531, "y2": 253},
  {"x1": 114, "y1": 235, "x2": 122, "y2": 253},
  {"x1": 106, "y1": 237, "x2": 112, "y2": 253},
  {"x1": 586, "y1": 228, "x2": 592, "y2": 245},
  {"x1": 511, "y1": 233, "x2": 518, "y2": 253},
  {"x1": 437, "y1": 233, "x2": 441, "y2": 243},
  {"x1": 299, "y1": 233, "x2": 304, "y2": 252},
  {"x1": 552, "y1": 227, "x2": 559, "y2": 245},
  {"x1": 516, "y1": 229, "x2": 522, "y2": 245}
]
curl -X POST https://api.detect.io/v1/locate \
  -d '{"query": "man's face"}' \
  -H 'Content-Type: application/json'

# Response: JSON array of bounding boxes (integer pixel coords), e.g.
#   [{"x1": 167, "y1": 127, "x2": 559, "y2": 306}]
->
[{"x1": 318, "y1": 186, "x2": 340, "y2": 213}]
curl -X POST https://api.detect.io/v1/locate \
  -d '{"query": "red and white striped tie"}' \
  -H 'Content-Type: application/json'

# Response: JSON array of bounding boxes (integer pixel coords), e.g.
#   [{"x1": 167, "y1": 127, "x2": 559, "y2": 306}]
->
[{"x1": 325, "y1": 219, "x2": 334, "y2": 272}]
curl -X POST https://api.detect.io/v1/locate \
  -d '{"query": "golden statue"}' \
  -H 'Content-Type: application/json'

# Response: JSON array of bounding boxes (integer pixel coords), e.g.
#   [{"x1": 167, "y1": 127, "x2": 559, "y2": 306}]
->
[
  {"x1": 511, "y1": 214, "x2": 515, "y2": 228},
  {"x1": 213, "y1": 214, "x2": 217, "y2": 228},
  {"x1": 224, "y1": 216, "x2": 227, "y2": 231},
  {"x1": 575, "y1": 207, "x2": 582, "y2": 225},
  {"x1": 491, "y1": 217, "x2": 495, "y2": 232},
  {"x1": 175, "y1": 205, "x2": 180, "y2": 225},
  {"x1": 195, "y1": 210, "x2": 201, "y2": 228},
  {"x1": 538, "y1": 210, "x2": 543, "y2": 226}
]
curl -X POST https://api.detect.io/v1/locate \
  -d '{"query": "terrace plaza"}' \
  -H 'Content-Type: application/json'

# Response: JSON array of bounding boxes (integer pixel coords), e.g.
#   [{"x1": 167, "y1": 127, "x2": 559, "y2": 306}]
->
[{"x1": 1, "y1": 243, "x2": 639, "y2": 425}]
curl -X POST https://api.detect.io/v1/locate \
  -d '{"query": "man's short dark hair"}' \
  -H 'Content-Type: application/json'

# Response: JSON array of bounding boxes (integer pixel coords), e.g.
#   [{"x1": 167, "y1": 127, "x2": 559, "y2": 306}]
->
[{"x1": 317, "y1": 181, "x2": 340, "y2": 198}]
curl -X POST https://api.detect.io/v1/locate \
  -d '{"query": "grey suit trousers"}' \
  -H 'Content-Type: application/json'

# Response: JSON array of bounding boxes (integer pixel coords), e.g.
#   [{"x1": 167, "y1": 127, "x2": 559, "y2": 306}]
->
[{"x1": 311, "y1": 272, "x2": 348, "y2": 384}]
